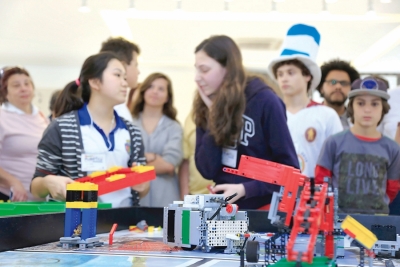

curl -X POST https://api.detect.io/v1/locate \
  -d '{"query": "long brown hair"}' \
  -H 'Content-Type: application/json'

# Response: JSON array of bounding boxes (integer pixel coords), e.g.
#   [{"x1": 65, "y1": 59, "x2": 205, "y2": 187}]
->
[
  {"x1": 193, "y1": 35, "x2": 246, "y2": 147},
  {"x1": 130, "y1": 73, "x2": 177, "y2": 120}
]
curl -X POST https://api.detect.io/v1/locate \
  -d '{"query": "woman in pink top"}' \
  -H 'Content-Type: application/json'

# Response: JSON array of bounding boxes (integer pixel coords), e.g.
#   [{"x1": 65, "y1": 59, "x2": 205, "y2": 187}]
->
[{"x1": 0, "y1": 67, "x2": 48, "y2": 201}]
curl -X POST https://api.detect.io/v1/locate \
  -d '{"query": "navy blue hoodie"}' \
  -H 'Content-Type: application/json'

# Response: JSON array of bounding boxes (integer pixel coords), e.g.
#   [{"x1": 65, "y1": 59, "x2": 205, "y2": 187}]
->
[{"x1": 195, "y1": 78, "x2": 299, "y2": 209}]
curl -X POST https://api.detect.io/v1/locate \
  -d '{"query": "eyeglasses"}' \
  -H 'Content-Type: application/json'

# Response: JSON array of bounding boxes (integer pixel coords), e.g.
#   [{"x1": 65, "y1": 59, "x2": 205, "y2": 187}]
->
[{"x1": 324, "y1": 79, "x2": 351, "y2": 87}]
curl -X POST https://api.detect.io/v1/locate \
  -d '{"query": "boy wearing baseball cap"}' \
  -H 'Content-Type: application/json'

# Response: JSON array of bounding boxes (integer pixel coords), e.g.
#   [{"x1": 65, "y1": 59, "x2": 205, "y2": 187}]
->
[
  {"x1": 268, "y1": 24, "x2": 343, "y2": 178},
  {"x1": 316, "y1": 76, "x2": 400, "y2": 214}
]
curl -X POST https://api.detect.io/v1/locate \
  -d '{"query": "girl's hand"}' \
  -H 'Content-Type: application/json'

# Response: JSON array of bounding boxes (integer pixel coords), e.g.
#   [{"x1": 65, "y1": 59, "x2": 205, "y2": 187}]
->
[
  {"x1": 10, "y1": 180, "x2": 28, "y2": 202},
  {"x1": 212, "y1": 183, "x2": 246, "y2": 203},
  {"x1": 198, "y1": 87, "x2": 213, "y2": 109},
  {"x1": 44, "y1": 175, "x2": 74, "y2": 201}
]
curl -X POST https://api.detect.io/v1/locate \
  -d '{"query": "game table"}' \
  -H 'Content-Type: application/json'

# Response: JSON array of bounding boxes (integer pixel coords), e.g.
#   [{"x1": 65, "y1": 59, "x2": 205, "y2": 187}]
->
[{"x1": 1, "y1": 207, "x2": 400, "y2": 266}]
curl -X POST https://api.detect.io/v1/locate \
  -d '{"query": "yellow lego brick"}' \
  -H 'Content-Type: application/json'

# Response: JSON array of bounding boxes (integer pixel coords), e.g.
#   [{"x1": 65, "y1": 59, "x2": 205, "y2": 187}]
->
[
  {"x1": 107, "y1": 166, "x2": 122, "y2": 173},
  {"x1": 66, "y1": 202, "x2": 98, "y2": 209},
  {"x1": 89, "y1": 171, "x2": 106, "y2": 178},
  {"x1": 341, "y1": 215, "x2": 377, "y2": 249},
  {"x1": 106, "y1": 174, "x2": 126, "y2": 182},
  {"x1": 131, "y1": 165, "x2": 155, "y2": 173},
  {"x1": 67, "y1": 182, "x2": 98, "y2": 191}
]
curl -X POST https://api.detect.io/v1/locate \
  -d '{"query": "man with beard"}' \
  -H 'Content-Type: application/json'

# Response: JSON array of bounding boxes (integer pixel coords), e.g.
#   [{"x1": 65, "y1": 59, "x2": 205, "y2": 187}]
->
[{"x1": 317, "y1": 59, "x2": 360, "y2": 130}]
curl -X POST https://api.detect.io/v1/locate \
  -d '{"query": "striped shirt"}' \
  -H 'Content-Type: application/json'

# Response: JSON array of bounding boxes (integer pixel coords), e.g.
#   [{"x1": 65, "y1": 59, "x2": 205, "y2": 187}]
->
[{"x1": 33, "y1": 110, "x2": 146, "y2": 205}]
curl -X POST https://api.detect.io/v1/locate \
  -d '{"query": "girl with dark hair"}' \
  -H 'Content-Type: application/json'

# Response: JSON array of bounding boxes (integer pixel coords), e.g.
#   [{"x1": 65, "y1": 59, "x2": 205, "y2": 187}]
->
[
  {"x1": 0, "y1": 67, "x2": 48, "y2": 201},
  {"x1": 194, "y1": 35, "x2": 299, "y2": 209},
  {"x1": 30, "y1": 52, "x2": 147, "y2": 207},
  {"x1": 130, "y1": 73, "x2": 182, "y2": 207}
]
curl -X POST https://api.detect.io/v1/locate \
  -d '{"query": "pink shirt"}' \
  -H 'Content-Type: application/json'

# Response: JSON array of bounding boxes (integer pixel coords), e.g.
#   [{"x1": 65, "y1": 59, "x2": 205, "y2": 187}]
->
[{"x1": 0, "y1": 104, "x2": 48, "y2": 200}]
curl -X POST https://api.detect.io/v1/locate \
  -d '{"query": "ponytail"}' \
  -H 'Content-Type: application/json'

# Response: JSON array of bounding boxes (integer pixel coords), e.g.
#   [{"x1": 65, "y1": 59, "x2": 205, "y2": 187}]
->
[
  {"x1": 54, "y1": 80, "x2": 84, "y2": 117},
  {"x1": 53, "y1": 51, "x2": 120, "y2": 118}
]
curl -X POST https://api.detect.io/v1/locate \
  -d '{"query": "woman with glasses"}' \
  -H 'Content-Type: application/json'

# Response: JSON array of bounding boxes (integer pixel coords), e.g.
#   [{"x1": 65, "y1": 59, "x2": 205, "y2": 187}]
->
[{"x1": 0, "y1": 67, "x2": 48, "y2": 201}]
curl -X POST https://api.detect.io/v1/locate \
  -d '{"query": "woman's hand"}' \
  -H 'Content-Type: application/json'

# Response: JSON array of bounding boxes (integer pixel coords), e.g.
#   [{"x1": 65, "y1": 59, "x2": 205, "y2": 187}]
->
[
  {"x1": 145, "y1": 152, "x2": 156, "y2": 163},
  {"x1": 212, "y1": 183, "x2": 246, "y2": 203},
  {"x1": 44, "y1": 175, "x2": 74, "y2": 201},
  {"x1": 10, "y1": 180, "x2": 28, "y2": 202},
  {"x1": 198, "y1": 87, "x2": 213, "y2": 109}
]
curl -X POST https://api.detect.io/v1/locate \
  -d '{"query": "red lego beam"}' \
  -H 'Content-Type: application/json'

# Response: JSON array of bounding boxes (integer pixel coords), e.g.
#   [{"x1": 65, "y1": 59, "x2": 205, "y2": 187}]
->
[
  {"x1": 75, "y1": 167, "x2": 156, "y2": 196},
  {"x1": 223, "y1": 155, "x2": 306, "y2": 227}
]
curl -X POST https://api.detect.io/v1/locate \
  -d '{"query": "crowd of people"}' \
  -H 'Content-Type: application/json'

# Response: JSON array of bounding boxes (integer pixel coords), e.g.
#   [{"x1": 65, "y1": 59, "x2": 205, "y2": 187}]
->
[{"x1": 0, "y1": 23, "x2": 399, "y2": 215}]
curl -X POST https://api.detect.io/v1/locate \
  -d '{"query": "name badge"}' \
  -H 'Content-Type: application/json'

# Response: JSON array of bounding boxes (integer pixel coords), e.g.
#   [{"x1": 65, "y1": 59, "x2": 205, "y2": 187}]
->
[
  {"x1": 222, "y1": 147, "x2": 238, "y2": 168},
  {"x1": 81, "y1": 153, "x2": 106, "y2": 172}
]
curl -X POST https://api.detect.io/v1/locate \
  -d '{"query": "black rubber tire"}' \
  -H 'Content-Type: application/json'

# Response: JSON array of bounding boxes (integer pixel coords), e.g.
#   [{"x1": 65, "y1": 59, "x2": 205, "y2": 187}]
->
[
  {"x1": 181, "y1": 245, "x2": 197, "y2": 251},
  {"x1": 395, "y1": 250, "x2": 400, "y2": 259},
  {"x1": 246, "y1": 241, "x2": 260, "y2": 263}
]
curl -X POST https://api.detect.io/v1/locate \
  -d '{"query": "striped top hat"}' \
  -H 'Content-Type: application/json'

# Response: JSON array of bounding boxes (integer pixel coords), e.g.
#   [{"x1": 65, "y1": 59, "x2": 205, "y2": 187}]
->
[{"x1": 268, "y1": 23, "x2": 321, "y2": 91}]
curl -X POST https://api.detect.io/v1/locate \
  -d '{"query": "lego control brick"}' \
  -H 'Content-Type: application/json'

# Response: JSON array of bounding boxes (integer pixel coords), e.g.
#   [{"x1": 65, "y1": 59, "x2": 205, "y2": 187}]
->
[
  {"x1": 174, "y1": 209, "x2": 183, "y2": 247},
  {"x1": 189, "y1": 211, "x2": 202, "y2": 246},
  {"x1": 205, "y1": 220, "x2": 248, "y2": 247}
]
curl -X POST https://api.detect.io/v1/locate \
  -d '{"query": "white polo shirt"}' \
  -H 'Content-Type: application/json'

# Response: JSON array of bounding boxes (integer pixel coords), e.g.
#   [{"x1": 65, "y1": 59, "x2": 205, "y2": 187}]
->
[
  {"x1": 287, "y1": 102, "x2": 343, "y2": 178},
  {"x1": 78, "y1": 104, "x2": 132, "y2": 207}
]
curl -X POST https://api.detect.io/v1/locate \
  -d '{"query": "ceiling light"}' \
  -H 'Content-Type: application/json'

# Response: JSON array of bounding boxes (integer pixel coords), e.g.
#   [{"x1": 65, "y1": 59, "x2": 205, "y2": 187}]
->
[
  {"x1": 321, "y1": 0, "x2": 330, "y2": 15},
  {"x1": 325, "y1": 0, "x2": 337, "y2": 3},
  {"x1": 128, "y1": 0, "x2": 136, "y2": 11},
  {"x1": 175, "y1": 0, "x2": 182, "y2": 11},
  {"x1": 380, "y1": 0, "x2": 391, "y2": 3},
  {"x1": 366, "y1": 0, "x2": 376, "y2": 16},
  {"x1": 273, "y1": 0, "x2": 285, "y2": 2},
  {"x1": 270, "y1": 1, "x2": 279, "y2": 13},
  {"x1": 224, "y1": 1, "x2": 231, "y2": 12},
  {"x1": 78, "y1": 0, "x2": 91, "y2": 13}
]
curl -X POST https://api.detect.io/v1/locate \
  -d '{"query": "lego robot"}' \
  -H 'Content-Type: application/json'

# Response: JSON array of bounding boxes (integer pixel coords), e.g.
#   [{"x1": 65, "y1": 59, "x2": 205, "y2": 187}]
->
[{"x1": 163, "y1": 193, "x2": 249, "y2": 253}]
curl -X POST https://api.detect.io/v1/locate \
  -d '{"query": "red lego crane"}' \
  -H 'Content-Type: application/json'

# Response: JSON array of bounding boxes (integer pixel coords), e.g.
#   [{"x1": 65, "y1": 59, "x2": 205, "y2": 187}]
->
[{"x1": 224, "y1": 155, "x2": 336, "y2": 264}]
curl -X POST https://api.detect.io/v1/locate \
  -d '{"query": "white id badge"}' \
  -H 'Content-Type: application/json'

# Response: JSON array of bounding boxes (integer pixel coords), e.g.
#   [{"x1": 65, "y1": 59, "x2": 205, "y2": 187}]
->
[
  {"x1": 81, "y1": 153, "x2": 107, "y2": 172},
  {"x1": 222, "y1": 147, "x2": 238, "y2": 168}
]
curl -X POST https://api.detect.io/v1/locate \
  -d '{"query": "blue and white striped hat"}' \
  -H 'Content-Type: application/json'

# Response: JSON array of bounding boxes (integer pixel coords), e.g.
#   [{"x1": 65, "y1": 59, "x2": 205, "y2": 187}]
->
[{"x1": 268, "y1": 23, "x2": 321, "y2": 91}]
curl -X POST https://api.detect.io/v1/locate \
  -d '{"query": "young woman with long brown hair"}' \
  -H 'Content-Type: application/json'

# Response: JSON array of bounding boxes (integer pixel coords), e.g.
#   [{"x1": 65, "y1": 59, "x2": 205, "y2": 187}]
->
[
  {"x1": 130, "y1": 72, "x2": 182, "y2": 207},
  {"x1": 194, "y1": 35, "x2": 299, "y2": 209}
]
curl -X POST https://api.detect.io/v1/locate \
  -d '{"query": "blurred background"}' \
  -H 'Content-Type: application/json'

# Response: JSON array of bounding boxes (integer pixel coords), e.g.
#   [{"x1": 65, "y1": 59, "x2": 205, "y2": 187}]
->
[{"x1": 1, "y1": 0, "x2": 399, "y2": 123}]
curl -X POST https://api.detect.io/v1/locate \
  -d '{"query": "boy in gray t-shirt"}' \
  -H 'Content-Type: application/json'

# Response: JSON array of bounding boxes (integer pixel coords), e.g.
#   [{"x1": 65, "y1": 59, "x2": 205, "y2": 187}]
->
[{"x1": 316, "y1": 77, "x2": 400, "y2": 214}]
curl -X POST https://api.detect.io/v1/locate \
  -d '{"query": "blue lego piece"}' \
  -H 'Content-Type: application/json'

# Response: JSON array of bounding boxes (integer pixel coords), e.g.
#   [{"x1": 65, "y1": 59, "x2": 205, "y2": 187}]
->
[
  {"x1": 81, "y1": 208, "x2": 97, "y2": 240},
  {"x1": 64, "y1": 208, "x2": 81, "y2": 237}
]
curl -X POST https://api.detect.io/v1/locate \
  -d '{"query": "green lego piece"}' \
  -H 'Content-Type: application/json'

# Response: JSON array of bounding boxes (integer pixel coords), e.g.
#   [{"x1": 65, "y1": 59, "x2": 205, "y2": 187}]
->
[
  {"x1": 0, "y1": 201, "x2": 112, "y2": 217},
  {"x1": 273, "y1": 257, "x2": 336, "y2": 267},
  {"x1": 182, "y1": 210, "x2": 190, "y2": 245}
]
